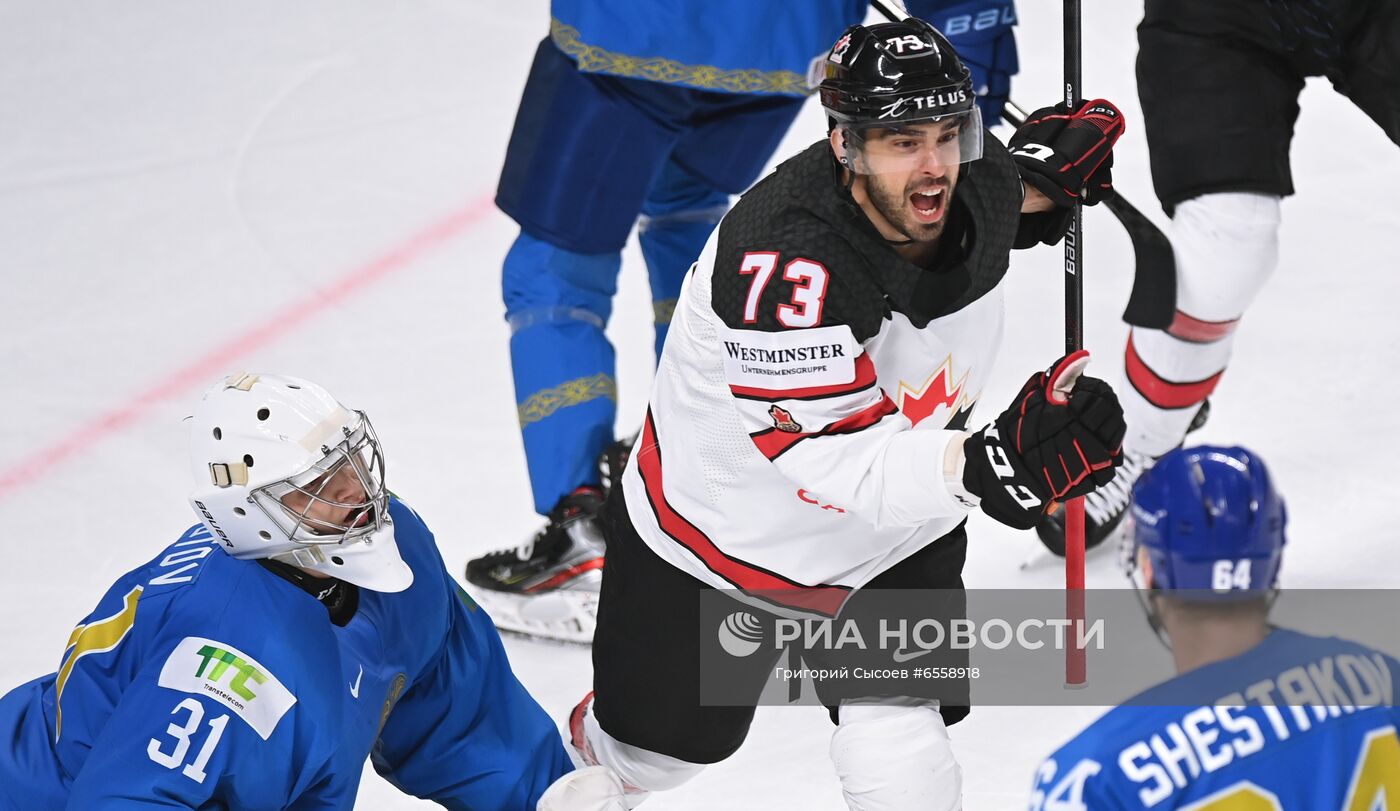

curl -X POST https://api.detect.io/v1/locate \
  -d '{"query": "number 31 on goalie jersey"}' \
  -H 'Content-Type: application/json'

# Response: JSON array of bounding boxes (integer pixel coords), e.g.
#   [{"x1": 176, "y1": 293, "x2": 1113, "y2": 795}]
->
[
  {"x1": 147, "y1": 698, "x2": 229, "y2": 784},
  {"x1": 739, "y1": 251, "x2": 829, "y2": 328}
]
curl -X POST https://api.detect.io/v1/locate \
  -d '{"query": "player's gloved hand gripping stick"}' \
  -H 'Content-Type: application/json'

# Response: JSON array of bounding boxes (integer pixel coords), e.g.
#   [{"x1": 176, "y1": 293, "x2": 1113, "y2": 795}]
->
[
  {"x1": 1009, "y1": 99, "x2": 1123, "y2": 208},
  {"x1": 1002, "y1": 100, "x2": 1177, "y2": 331},
  {"x1": 960, "y1": 351, "x2": 1126, "y2": 530}
]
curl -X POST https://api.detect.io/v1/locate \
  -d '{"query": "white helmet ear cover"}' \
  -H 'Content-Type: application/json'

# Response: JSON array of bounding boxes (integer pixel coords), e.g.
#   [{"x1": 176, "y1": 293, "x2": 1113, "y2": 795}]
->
[{"x1": 186, "y1": 373, "x2": 413, "y2": 592}]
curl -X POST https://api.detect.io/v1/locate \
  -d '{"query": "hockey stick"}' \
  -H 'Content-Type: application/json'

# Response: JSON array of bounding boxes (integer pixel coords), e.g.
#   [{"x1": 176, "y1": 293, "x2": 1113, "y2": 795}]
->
[
  {"x1": 868, "y1": 0, "x2": 1178, "y2": 331},
  {"x1": 1002, "y1": 104, "x2": 1176, "y2": 329},
  {"x1": 1061, "y1": 0, "x2": 1088, "y2": 688},
  {"x1": 867, "y1": 0, "x2": 1096, "y2": 687}
]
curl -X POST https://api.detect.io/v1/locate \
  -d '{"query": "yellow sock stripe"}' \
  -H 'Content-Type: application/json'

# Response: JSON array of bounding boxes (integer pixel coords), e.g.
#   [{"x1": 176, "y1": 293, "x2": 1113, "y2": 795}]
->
[
  {"x1": 550, "y1": 18, "x2": 810, "y2": 96},
  {"x1": 55, "y1": 585, "x2": 142, "y2": 741},
  {"x1": 518, "y1": 373, "x2": 617, "y2": 427}
]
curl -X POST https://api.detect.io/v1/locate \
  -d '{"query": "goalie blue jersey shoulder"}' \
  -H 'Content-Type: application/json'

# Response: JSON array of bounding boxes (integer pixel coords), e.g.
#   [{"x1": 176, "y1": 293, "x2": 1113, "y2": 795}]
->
[
  {"x1": 0, "y1": 497, "x2": 569, "y2": 811},
  {"x1": 1030, "y1": 629, "x2": 1400, "y2": 810}
]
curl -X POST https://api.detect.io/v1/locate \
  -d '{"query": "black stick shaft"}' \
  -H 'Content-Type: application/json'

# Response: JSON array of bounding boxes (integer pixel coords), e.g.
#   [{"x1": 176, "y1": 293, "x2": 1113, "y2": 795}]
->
[
  {"x1": 1061, "y1": 0, "x2": 1088, "y2": 688},
  {"x1": 1064, "y1": 0, "x2": 1083, "y2": 354}
]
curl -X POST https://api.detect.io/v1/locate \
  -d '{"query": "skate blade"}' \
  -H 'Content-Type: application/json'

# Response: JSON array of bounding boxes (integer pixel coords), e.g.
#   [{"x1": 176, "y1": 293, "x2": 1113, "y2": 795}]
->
[{"x1": 469, "y1": 586, "x2": 599, "y2": 644}]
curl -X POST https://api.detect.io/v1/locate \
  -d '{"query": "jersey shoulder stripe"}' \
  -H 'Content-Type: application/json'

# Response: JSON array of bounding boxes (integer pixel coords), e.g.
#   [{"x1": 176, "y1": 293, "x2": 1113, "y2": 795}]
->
[
  {"x1": 749, "y1": 394, "x2": 900, "y2": 461},
  {"x1": 55, "y1": 585, "x2": 142, "y2": 741}
]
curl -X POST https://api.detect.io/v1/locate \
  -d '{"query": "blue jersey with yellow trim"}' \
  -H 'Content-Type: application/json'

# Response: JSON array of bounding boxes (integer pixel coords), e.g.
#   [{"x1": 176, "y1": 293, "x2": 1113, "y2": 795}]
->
[
  {"x1": 549, "y1": 0, "x2": 1016, "y2": 97},
  {"x1": 1029, "y1": 629, "x2": 1400, "y2": 810},
  {"x1": 0, "y1": 498, "x2": 570, "y2": 810}
]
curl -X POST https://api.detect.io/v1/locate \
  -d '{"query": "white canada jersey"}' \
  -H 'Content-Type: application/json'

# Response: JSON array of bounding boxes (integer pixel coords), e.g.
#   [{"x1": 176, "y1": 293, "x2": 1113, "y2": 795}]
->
[{"x1": 620, "y1": 138, "x2": 1031, "y2": 615}]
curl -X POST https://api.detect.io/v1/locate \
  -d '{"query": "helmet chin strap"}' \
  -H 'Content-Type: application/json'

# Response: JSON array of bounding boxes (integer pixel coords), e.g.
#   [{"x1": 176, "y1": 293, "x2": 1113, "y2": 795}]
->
[{"x1": 1136, "y1": 585, "x2": 1174, "y2": 651}]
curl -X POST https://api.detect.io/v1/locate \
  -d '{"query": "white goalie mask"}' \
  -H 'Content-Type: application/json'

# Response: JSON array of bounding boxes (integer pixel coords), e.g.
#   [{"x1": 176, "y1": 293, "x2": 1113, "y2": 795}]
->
[{"x1": 187, "y1": 372, "x2": 413, "y2": 592}]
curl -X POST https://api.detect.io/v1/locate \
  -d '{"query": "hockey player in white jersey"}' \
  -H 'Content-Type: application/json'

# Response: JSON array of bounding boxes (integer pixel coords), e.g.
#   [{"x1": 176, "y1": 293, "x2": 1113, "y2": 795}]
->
[
  {"x1": 543, "y1": 18, "x2": 1131, "y2": 810},
  {"x1": 470, "y1": 0, "x2": 1021, "y2": 644}
]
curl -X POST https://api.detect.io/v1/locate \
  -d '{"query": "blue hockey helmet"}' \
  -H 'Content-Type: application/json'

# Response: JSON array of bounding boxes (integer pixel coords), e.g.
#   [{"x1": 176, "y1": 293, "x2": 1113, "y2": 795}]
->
[{"x1": 1128, "y1": 445, "x2": 1287, "y2": 599}]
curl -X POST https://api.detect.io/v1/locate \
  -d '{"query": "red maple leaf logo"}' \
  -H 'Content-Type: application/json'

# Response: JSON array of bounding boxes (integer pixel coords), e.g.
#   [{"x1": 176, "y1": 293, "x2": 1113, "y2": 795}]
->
[
  {"x1": 769, "y1": 404, "x2": 803, "y2": 433},
  {"x1": 897, "y1": 358, "x2": 970, "y2": 428},
  {"x1": 831, "y1": 33, "x2": 852, "y2": 63}
]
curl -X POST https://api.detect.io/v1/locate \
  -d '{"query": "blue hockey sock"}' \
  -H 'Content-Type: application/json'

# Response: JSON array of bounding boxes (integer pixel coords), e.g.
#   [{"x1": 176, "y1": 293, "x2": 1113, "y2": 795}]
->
[
  {"x1": 638, "y1": 162, "x2": 729, "y2": 362},
  {"x1": 503, "y1": 233, "x2": 621, "y2": 515}
]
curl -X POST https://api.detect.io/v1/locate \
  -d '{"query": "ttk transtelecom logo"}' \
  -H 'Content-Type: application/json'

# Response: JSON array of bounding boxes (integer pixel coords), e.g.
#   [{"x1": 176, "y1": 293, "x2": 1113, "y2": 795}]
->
[
  {"x1": 158, "y1": 636, "x2": 298, "y2": 740},
  {"x1": 194, "y1": 644, "x2": 267, "y2": 701},
  {"x1": 718, "y1": 611, "x2": 764, "y2": 657}
]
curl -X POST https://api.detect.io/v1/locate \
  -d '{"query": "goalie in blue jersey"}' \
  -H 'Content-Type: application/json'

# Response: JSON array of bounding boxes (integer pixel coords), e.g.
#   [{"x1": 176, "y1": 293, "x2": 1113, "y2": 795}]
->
[
  {"x1": 0, "y1": 373, "x2": 572, "y2": 810},
  {"x1": 1029, "y1": 445, "x2": 1400, "y2": 809}
]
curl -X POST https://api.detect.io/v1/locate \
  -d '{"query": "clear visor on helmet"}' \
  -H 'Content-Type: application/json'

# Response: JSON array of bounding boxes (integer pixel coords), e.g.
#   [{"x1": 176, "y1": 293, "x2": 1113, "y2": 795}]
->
[
  {"x1": 840, "y1": 107, "x2": 984, "y2": 176},
  {"x1": 252, "y1": 411, "x2": 389, "y2": 546}
]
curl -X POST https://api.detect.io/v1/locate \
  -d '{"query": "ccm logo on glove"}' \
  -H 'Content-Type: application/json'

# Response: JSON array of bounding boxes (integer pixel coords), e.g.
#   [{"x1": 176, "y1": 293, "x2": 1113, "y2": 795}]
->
[{"x1": 961, "y1": 350, "x2": 1127, "y2": 530}]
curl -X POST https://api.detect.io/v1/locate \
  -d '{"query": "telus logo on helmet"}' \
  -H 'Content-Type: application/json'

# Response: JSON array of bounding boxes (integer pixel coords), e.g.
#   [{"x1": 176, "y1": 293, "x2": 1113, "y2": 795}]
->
[{"x1": 878, "y1": 89, "x2": 970, "y2": 120}]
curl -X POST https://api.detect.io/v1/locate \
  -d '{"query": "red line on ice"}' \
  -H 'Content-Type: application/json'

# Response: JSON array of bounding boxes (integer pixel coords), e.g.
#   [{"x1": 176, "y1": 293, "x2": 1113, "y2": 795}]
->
[{"x1": 0, "y1": 195, "x2": 496, "y2": 502}]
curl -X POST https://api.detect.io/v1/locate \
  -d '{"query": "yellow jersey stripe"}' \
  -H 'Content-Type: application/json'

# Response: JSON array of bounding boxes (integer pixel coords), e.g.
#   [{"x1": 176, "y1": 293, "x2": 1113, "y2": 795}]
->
[
  {"x1": 550, "y1": 18, "x2": 811, "y2": 97},
  {"x1": 60, "y1": 624, "x2": 87, "y2": 667},
  {"x1": 55, "y1": 585, "x2": 142, "y2": 741}
]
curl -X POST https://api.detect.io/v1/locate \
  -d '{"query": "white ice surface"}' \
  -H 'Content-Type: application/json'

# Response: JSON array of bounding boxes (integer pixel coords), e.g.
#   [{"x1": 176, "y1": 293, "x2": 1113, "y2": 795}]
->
[{"x1": 1, "y1": 2, "x2": 1396, "y2": 808}]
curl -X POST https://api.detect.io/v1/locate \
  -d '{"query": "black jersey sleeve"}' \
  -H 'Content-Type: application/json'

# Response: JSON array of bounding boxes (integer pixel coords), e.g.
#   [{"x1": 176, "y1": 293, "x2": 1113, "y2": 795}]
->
[
  {"x1": 1015, "y1": 206, "x2": 1073, "y2": 249},
  {"x1": 708, "y1": 213, "x2": 888, "y2": 339}
]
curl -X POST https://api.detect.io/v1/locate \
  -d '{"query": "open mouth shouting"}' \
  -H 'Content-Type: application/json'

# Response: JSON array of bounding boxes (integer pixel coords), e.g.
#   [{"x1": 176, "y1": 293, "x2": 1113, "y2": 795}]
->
[{"x1": 909, "y1": 185, "x2": 948, "y2": 224}]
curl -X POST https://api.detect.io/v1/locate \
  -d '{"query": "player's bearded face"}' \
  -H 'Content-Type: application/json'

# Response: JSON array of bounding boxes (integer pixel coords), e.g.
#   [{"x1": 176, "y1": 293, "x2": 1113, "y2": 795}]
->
[{"x1": 851, "y1": 121, "x2": 962, "y2": 242}]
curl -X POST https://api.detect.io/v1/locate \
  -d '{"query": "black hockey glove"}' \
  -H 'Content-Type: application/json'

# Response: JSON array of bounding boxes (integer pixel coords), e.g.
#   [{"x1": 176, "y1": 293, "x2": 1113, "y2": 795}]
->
[
  {"x1": 1009, "y1": 99, "x2": 1124, "y2": 208},
  {"x1": 961, "y1": 351, "x2": 1127, "y2": 530}
]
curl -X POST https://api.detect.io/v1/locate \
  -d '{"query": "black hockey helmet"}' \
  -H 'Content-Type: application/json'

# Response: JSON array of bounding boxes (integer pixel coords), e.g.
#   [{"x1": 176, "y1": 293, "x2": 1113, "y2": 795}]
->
[{"x1": 819, "y1": 18, "x2": 984, "y2": 171}]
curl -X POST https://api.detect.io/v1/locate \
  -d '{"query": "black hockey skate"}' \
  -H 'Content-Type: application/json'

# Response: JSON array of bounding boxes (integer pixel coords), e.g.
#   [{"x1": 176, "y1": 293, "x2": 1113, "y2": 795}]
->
[
  {"x1": 1035, "y1": 401, "x2": 1210, "y2": 556},
  {"x1": 465, "y1": 486, "x2": 606, "y2": 643},
  {"x1": 464, "y1": 437, "x2": 633, "y2": 643}
]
